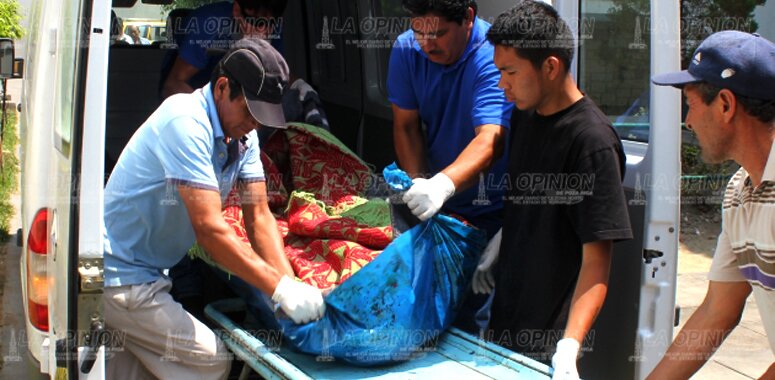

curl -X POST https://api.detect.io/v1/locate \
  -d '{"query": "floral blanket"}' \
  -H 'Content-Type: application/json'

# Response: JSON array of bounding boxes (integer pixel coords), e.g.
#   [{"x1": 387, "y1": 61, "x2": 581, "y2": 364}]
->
[{"x1": 192, "y1": 123, "x2": 392, "y2": 290}]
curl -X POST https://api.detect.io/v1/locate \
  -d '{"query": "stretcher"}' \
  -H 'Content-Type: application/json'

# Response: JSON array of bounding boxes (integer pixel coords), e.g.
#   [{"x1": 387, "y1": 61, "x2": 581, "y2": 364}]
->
[{"x1": 205, "y1": 298, "x2": 553, "y2": 379}]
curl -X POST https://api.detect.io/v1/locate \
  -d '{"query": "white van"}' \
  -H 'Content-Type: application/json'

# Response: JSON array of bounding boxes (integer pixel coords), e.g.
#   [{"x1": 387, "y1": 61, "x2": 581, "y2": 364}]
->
[{"x1": 17, "y1": 0, "x2": 753, "y2": 378}]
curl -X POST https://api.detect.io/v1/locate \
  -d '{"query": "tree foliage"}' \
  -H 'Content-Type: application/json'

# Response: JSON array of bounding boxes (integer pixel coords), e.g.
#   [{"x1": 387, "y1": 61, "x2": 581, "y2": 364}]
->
[
  {"x1": 681, "y1": 0, "x2": 765, "y2": 66},
  {"x1": 0, "y1": 0, "x2": 25, "y2": 39},
  {"x1": 608, "y1": 0, "x2": 766, "y2": 68}
]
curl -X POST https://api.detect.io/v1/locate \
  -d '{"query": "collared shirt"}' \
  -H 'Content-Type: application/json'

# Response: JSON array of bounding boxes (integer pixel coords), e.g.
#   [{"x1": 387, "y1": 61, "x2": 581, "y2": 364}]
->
[
  {"x1": 387, "y1": 17, "x2": 512, "y2": 219},
  {"x1": 104, "y1": 84, "x2": 264, "y2": 287},
  {"x1": 709, "y1": 141, "x2": 775, "y2": 353}
]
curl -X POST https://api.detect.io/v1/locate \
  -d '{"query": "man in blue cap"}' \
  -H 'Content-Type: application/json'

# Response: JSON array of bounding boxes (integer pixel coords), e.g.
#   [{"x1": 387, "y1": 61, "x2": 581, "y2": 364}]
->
[
  {"x1": 104, "y1": 38, "x2": 325, "y2": 379},
  {"x1": 648, "y1": 30, "x2": 775, "y2": 379}
]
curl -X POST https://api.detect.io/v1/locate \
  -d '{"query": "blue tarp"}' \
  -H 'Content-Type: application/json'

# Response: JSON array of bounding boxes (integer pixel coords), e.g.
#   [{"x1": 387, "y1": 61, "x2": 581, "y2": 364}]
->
[{"x1": 278, "y1": 164, "x2": 486, "y2": 365}]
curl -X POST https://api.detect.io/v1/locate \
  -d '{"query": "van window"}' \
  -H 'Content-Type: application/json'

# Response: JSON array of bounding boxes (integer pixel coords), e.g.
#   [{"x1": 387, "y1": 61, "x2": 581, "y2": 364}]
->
[
  {"x1": 54, "y1": 0, "x2": 84, "y2": 155},
  {"x1": 578, "y1": 0, "x2": 650, "y2": 143},
  {"x1": 374, "y1": 0, "x2": 405, "y2": 102},
  {"x1": 114, "y1": 2, "x2": 169, "y2": 45}
]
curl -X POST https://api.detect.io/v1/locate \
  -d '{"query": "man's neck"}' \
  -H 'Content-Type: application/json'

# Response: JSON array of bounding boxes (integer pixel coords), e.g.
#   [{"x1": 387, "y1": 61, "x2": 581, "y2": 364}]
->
[
  {"x1": 447, "y1": 22, "x2": 474, "y2": 66},
  {"x1": 536, "y1": 77, "x2": 584, "y2": 116},
  {"x1": 734, "y1": 122, "x2": 775, "y2": 187}
]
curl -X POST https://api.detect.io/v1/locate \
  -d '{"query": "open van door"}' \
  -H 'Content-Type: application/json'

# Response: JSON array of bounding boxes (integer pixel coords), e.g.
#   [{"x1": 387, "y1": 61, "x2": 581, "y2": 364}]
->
[
  {"x1": 553, "y1": 1, "x2": 682, "y2": 378},
  {"x1": 19, "y1": 0, "x2": 110, "y2": 377}
]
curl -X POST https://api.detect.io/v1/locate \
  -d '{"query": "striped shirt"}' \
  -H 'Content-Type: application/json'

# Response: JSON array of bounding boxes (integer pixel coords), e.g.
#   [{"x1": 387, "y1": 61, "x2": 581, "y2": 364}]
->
[{"x1": 708, "y1": 141, "x2": 775, "y2": 353}]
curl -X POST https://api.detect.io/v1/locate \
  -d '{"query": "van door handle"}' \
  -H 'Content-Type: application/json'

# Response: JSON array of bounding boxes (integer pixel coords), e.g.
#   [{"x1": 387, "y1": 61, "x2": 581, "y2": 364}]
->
[
  {"x1": 48, "y1": 28, "x2": 57, "y2": 55},
  {"x1": 80, "y1": 320, "x2": 105, "y2": 374}
]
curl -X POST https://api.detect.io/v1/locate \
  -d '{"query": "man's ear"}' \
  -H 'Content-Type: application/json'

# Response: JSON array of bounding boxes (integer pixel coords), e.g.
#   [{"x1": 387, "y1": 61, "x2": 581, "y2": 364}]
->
[
  {"x1": 232, "y1": 2, "x2": 242, "y2": 19},
  {"x1": 465, "y1": 7, "x2": 475, "y2": 28},
  {"x1": 717, "y1": 89, "x2": 737, "y2": 124},
  {"x1": 543, "y1": 56, "x2": 562, "y2": 81},
  {"x1": 214, "y1": 76, "x2": 229, "y2": 101}
]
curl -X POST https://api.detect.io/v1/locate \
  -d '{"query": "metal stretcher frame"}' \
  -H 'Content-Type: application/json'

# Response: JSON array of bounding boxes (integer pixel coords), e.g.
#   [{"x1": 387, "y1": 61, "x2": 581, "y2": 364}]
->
[{"x1": 205, "y1": 298, "x2": 553, "y2": 379}]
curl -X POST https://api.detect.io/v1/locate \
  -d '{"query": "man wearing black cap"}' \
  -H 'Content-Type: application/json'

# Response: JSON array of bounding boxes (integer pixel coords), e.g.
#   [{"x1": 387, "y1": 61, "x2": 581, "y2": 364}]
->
[
  {"x1": 648, "y1": 30, "x2": 775, "y2": 379},
  {"x1": 103, "y1": 38, "x2": 324, "y2": 379}
]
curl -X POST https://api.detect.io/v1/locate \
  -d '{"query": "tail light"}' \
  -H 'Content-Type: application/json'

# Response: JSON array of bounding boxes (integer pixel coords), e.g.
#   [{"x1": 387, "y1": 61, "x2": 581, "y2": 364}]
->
[{"x1": 26, "y1": 208, "x2": 49, "y2": 332}]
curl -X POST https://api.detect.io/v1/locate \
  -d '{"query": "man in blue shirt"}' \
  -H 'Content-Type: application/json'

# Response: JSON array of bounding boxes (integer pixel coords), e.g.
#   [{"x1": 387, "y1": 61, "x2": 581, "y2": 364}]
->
[
  {"x1": 104, "y1": 39, "x2": 324, "y2": 379},
  {"x1": 161, "y1": 0, "x2": 286, "y2": 98},
  {"x1": 387, "y1": 0, "x2": 512, "y2": 334}
]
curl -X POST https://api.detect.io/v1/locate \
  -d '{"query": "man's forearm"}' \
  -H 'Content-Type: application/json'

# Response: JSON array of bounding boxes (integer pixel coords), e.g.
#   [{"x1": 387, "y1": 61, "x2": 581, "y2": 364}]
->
[
  {"x1": 646, "y1": 303, "x2": 738, "y2": 379},
  {"x1": 196, "y1": 220, "x2": 284, "y2": 296},
  {"x1": 563, "y1": 240, "x2": 612, "y2": 344},
  {"x1": 646, "y1": 280, "x2": 751, "y2": 379},
  {"x1": 244, "y1": 210, "x2": 294, "y2": 278},
  {"x1": 394, "y1": 125, "x2": 428, "y2": 178},
  {"x1": 442, "y1": 124, "x2": 505, "y2": 191}
]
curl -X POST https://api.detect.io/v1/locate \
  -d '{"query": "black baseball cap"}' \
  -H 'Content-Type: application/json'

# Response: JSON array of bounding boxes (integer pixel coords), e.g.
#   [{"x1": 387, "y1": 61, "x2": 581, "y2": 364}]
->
[
  {"x1": 652, "y1": 31, "x2": 775, "y2": 100},
  {"x1": 220, "y1": 38, "x2": 289, "y2": 128}
]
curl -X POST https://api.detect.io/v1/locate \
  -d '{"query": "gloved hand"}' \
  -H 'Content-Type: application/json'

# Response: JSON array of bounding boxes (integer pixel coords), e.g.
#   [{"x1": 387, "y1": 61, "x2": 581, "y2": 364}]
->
[
  {"x1": 271, "y1": 275, "x2": 326, "y2": 324},
  {"x1": 472, "y1": 228, "x2": 502, "y2": 294},
  {"x1": 551, "y1": 338, "x2": 581, "y2": 380},
  {"x1": 402, "y1": 173, "x2": 455, "y2": 221}
]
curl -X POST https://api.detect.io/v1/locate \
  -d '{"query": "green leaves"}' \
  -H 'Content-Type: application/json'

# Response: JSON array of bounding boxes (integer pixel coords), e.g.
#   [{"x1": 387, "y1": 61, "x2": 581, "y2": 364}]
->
[{"x1": 0, "y1": 0, "x2": 25, "y2": 40}]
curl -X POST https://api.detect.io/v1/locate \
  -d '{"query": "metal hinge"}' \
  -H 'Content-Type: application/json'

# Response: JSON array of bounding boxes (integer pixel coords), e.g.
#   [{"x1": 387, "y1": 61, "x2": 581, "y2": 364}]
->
[{"x1": 79, "y1": 258, "x2": 104, "y2": 293}]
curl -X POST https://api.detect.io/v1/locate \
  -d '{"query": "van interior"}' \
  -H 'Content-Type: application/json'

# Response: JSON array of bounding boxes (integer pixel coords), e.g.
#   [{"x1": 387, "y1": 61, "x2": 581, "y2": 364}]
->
[{"x1": 105, "y1": 0, "x2": 658, "y2": 378}]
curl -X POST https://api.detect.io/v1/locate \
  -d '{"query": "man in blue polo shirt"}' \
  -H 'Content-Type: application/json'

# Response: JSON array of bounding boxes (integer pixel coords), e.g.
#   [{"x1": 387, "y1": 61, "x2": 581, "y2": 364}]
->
[
  {"x1": 161, "y1": 0, "x2": 286, "y2": 98},
  {"x1": 104, "y1": 39, "x2": 324, "y2": 379},
  {"x1": 388, "y1": 0, "x2": 512, "y2": 334}
]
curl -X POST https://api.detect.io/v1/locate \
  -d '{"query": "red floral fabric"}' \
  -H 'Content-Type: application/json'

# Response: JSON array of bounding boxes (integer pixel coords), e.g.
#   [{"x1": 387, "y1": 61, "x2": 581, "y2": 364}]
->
[{"x1": 216, "y1": 124, "x2": 392, "y2": 290}]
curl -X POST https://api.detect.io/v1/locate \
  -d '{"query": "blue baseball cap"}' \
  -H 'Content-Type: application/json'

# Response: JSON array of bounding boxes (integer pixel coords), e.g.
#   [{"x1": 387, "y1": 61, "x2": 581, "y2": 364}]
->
[{"x1": 652, "y1": 31, "x2": 775, "y2": 100}]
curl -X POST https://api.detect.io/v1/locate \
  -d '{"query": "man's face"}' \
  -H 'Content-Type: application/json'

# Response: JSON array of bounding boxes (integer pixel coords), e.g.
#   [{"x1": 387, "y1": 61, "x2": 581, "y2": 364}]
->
[
  {"x1": 214, "y1": 78, "x2": 262, "y2": 139},
  {"x1": 493, "y1": 45, "x2": 545, "y2": 111},
  {"x1": 683, "y1": 85, "x2": 731, "y2": 164},
  {"x1": 411, "y1": 10, "x2": 473, "y2": 66},
  {"x1": 234, "y1": 3, "x2": 275, "y2": 39},
  {"x1": 128, "y1": 26, "x2": 140, "y2": 39}
]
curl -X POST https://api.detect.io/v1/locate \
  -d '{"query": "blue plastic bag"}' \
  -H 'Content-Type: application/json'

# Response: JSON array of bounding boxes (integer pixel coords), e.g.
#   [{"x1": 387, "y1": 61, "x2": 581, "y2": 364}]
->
[{"x1": 278, "y1": 164, "x2": 486, "y2": 365}]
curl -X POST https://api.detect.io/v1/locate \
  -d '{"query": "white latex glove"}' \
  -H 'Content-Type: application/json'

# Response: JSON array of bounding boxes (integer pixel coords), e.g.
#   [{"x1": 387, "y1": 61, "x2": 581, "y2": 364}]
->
[
  {"x1": 402, "y1": 173, "x2": 455, "y2": 221},
  {"x1": 472, "y1": 228, "x2": 502, "y2": 294},
  {"x1": 551, "y1": 338, "x2": 581, "y2": 380},
  {"x1": 271, "y1": 275, "x2": 326, "y2": 324}
]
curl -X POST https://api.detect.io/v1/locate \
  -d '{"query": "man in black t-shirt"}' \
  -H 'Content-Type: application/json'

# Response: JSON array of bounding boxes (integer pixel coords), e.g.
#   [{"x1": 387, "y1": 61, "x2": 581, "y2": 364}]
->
[{"x1": 473, "y1": 2, "x2": 633, "y2": 379}]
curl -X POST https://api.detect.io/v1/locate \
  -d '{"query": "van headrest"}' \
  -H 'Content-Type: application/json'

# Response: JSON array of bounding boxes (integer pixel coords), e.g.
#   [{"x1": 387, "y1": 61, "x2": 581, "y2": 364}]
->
[{"x1": 112, "y1": 0, "x2": 137, "y2": 7}]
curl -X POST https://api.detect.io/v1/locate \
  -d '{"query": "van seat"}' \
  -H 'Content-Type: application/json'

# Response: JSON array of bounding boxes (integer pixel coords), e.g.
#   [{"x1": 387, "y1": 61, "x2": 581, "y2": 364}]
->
[{"x1": 105, "y1": 46, "x2": 168, "y2": 175}]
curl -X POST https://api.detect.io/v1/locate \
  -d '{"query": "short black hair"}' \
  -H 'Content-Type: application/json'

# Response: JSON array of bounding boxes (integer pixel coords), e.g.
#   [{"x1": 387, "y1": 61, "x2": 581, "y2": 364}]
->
[
  {"x1": 236, "y1": 0, "x2": 288, "y2": 17},
  {"x1": 693, "y1": 82, "x2": 775, "y2": 124},
  {"x1": 486, "y1": 0, "x2": 574, "y2": 72},
  {"x1": 210, "y1": 63, "x2": 242, "y2": 101},
  {"x1": 401, "y1": 0, "x2": 477, "y2": 24}
]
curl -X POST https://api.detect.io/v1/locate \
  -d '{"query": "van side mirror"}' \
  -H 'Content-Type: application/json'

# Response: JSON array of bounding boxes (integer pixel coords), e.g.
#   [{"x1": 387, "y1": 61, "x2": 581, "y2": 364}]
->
[
  {"x1": 13, "y1": 58, "x2": 24, "y2": 79},
  {"x1": 0, "y1": 39, "x2": 15, "y2": 79}
]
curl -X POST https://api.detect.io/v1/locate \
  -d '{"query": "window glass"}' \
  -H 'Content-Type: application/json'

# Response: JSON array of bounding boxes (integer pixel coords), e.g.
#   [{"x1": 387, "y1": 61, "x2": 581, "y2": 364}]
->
[
  {"x1": 115, "y1": 3, "x2": 169, "y2": 44},
  {"x1": 375, "y1": 0, "x2": 407, "y2": 101},
  {"x1": 53, "y1": 0, "x2": 83, "y2": 155},
  {"x1": 578, "y1": 0, "x2": 650, "y2": 142}
]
